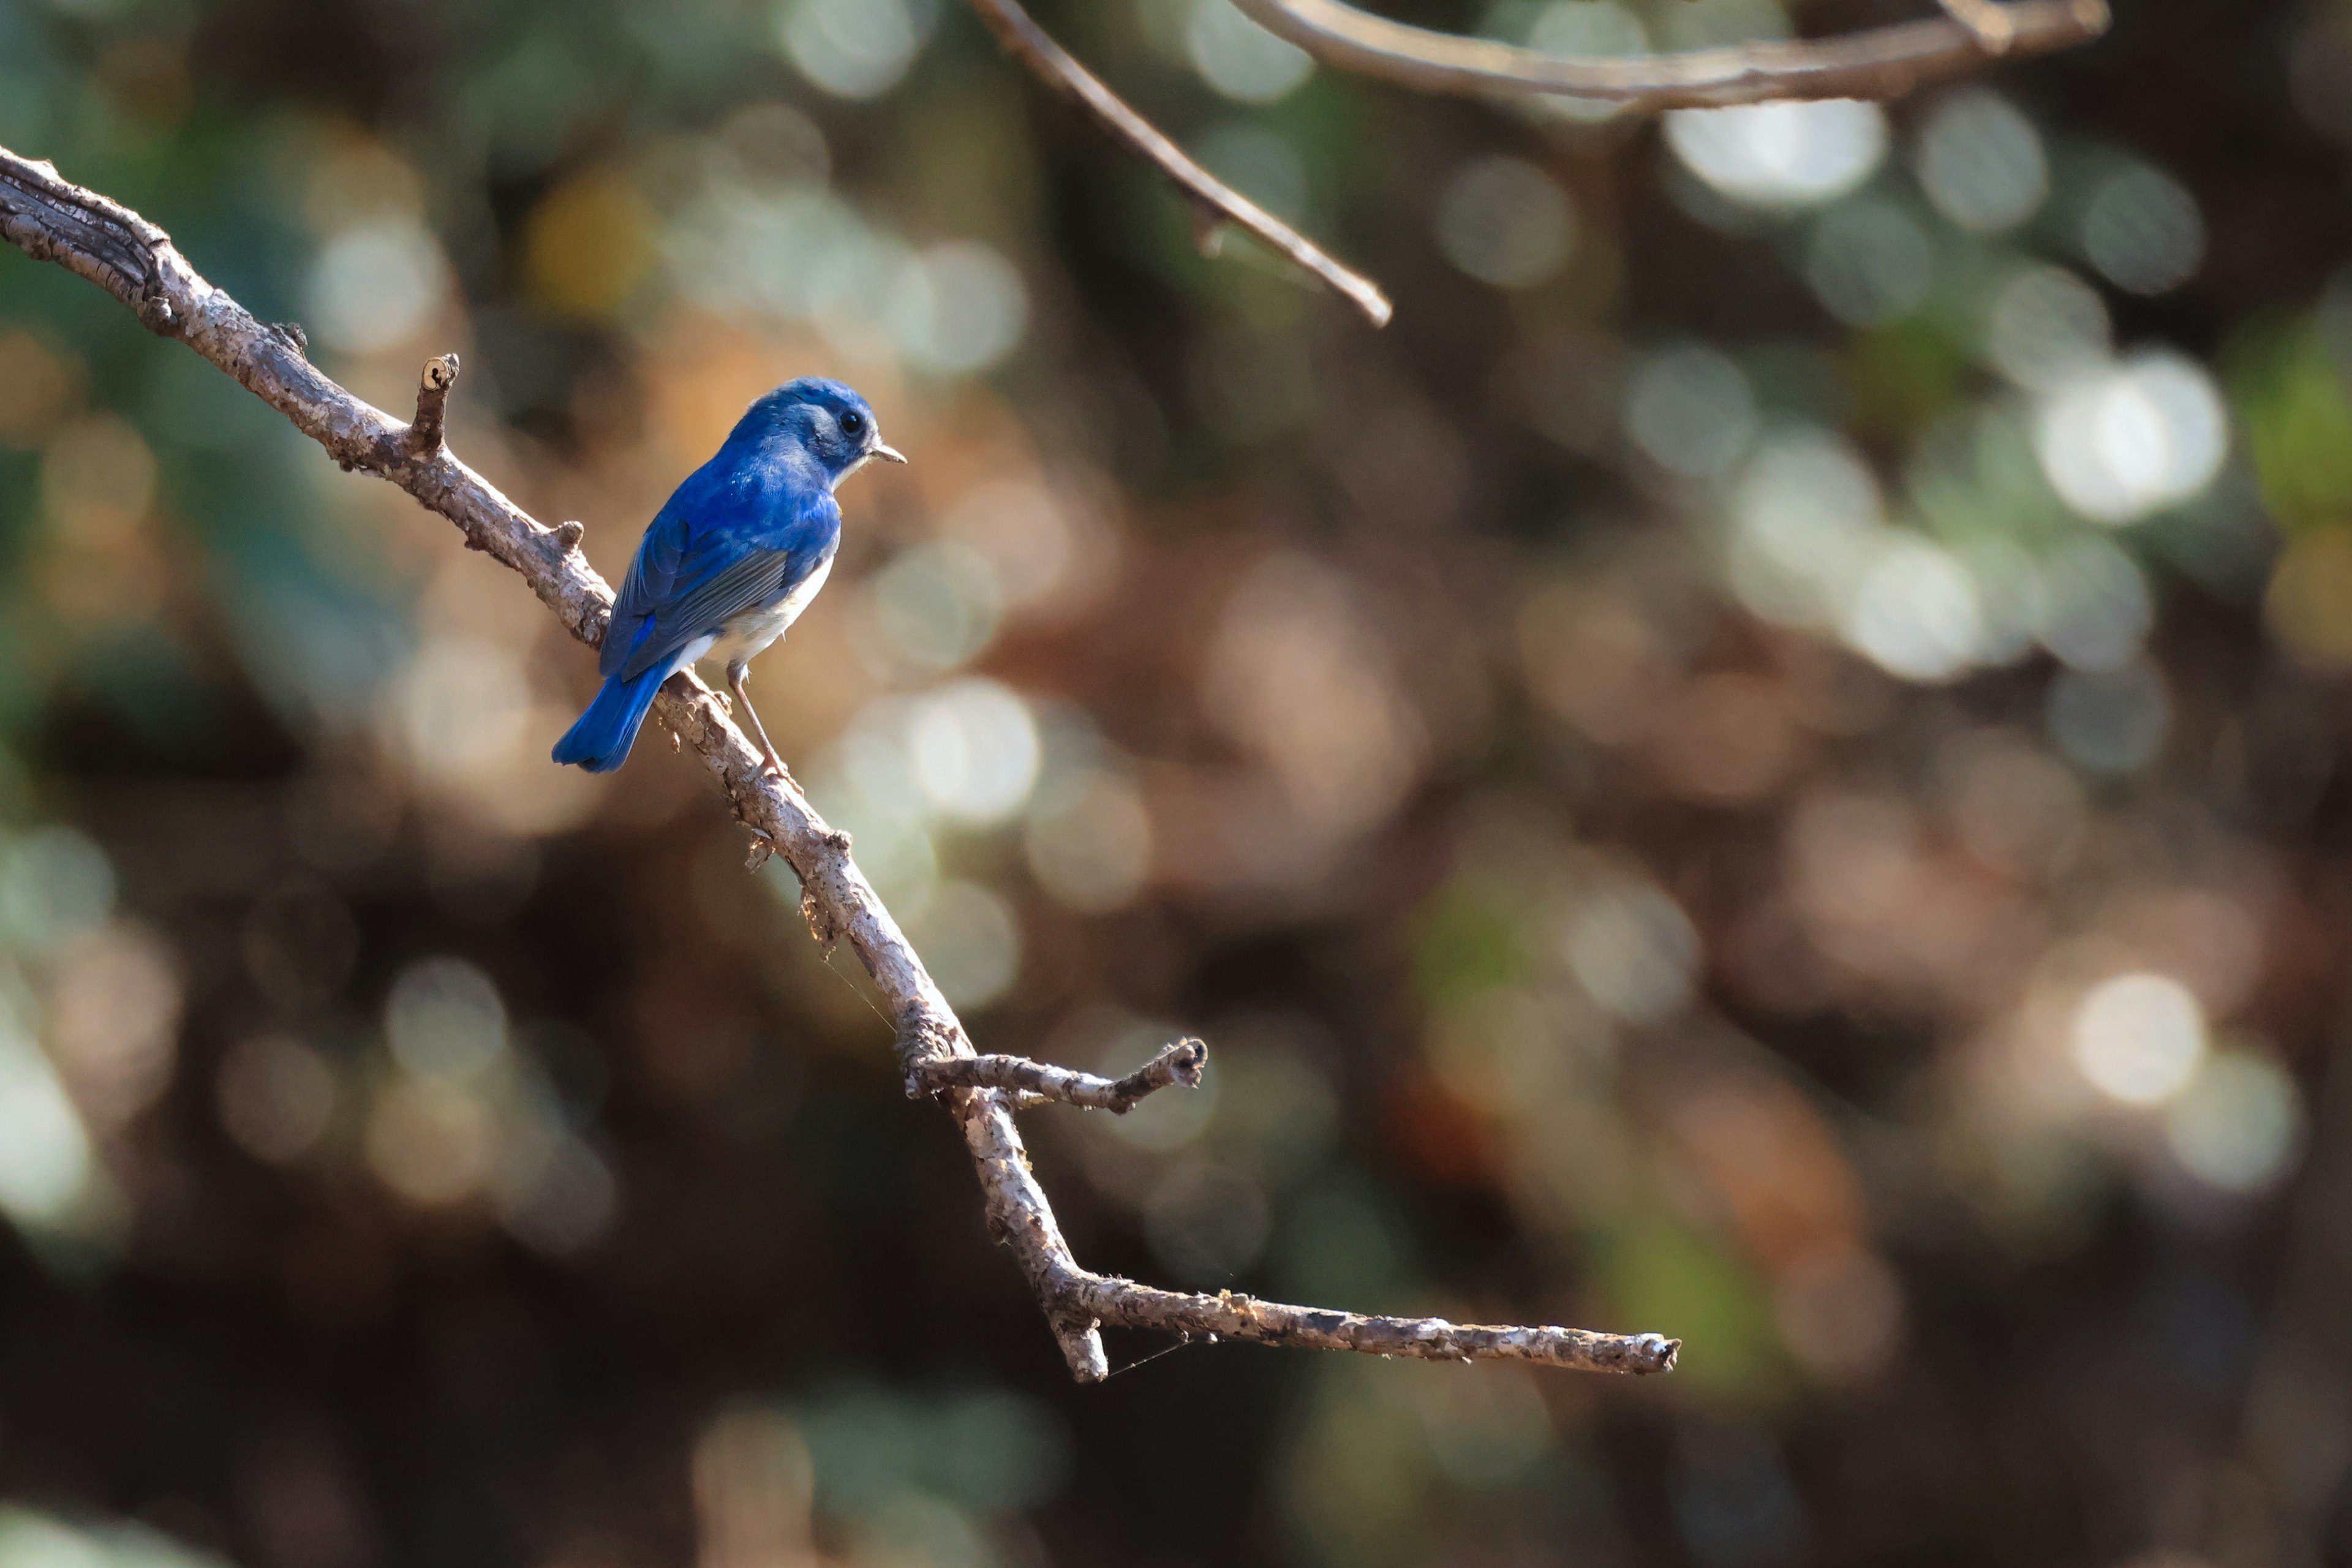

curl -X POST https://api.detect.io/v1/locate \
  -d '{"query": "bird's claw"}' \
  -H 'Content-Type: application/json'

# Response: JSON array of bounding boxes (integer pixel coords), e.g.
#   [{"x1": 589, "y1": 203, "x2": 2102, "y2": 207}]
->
[{"x1": 760, "y1": 749, "x2": 791, "y2": 782}]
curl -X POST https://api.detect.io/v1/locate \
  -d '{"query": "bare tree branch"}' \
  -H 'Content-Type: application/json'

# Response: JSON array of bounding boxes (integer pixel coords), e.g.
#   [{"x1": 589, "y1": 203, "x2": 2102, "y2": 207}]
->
[
  {"x1": 1226, "y1": 0, "x2": 2106, "y2": 108},
  {"x1": 911, "y1": 1038, "x2": 1208, "y2": 1112},
  {"x1": 0, "y1": 145, "x2": 1678, "y2": 1384},
  {"x1": 961, "y1": 0, "x2": 1394, "y2": 328}
]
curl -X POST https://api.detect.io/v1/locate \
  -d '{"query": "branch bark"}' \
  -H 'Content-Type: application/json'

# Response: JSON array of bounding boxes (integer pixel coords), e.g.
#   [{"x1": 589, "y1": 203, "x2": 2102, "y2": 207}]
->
[
  {"x1": 1226, "y1": 0, "x2": 2106, "y2": 108},
  {"x1": 0, "y1": 145, "x2": 1678, "y2": 1384},
  {"x1": 962, "y1": 0, "x2": 1393, "y2": 328}
]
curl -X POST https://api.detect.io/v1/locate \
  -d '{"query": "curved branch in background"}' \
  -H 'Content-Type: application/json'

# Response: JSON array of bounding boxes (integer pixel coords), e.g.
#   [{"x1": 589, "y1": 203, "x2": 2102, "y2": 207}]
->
[
  {"x1": 961, "y1": 0, "x2": 1393, "y2": 328},
  {"x1": 0, "y1": 145, "x2": 1677, "y2": 1384},
  {"x1": 1226, "y1": 0, "x2": 2107, "y2": 107},
  {"x1": 961, "y1": 0, "x2": 2102, "y2": 323}
]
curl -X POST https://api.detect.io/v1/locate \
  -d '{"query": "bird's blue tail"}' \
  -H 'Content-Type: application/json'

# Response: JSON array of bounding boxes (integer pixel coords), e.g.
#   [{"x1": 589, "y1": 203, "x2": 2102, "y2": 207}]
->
[{"x1": 552, "y1": 664, "x2": 669, "y2": 773}]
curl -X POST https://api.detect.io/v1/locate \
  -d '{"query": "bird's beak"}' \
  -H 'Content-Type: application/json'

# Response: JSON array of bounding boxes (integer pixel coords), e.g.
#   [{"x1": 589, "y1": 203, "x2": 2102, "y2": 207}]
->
[{"x1": 872, "y1": 442, "x2": 908, "y2": 465}]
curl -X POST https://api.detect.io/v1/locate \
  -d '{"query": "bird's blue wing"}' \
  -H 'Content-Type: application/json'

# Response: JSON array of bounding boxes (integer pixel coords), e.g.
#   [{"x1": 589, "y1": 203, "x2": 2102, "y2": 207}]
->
[
  {"x1": 617, "y1": 546, "x2": 797, "y2": 680},
  {"x1": 599, "y1": 504, "x2": 687, "y2": 678},
  {"x1": 601, "y1": 473, "x2": 840, "y2": 682}
]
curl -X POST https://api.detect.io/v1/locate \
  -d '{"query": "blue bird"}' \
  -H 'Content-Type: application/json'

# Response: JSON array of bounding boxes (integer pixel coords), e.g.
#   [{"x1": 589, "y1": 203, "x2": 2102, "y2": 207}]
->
[{"x1": 552, "y1": 377, "x2": 904, "y2": 775}]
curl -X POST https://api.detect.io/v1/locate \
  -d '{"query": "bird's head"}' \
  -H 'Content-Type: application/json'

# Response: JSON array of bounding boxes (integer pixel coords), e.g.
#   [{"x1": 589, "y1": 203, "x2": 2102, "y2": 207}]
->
[{"x1": 737, "y1": 377, "x2": 907, "y2": 486}]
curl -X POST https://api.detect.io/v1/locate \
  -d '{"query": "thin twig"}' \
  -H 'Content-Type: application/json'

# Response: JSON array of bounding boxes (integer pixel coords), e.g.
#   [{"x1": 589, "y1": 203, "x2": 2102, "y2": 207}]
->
[
  {"x1": 961, "y1": 0, "x2": 1393, "y2": 328},
  {"x1": 1076, "y1": 1279, "x2": 1681, "y2": 1373},
  {"x1": 0, "y1": 143, "x2": 1677, "y2": 1382},
  {"x1": 1227, "y1": 0, "x2": 2106, "y2": 108},
  {"x1": 911, "y1": 1038, "x2": 1208, "y2": 1112}
]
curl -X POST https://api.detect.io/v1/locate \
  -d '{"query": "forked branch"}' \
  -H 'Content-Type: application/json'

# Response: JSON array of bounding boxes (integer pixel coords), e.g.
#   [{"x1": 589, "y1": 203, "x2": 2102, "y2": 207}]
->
[
  {"x1": 962, "y1": 0, "x2": 1391, "y2": 326},
  {"x1": 0, "y1": 145, "x2": 1678, "y2": 1384}
]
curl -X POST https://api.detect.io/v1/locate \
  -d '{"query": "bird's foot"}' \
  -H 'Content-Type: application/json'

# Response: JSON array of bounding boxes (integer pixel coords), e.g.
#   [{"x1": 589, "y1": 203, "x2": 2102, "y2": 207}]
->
[
  {"x1": 712, "y1": 688, "x2": 733, "y2": 716},
  {"x1": 760, "y1": 747, "x2": 792, "y2": 783}
]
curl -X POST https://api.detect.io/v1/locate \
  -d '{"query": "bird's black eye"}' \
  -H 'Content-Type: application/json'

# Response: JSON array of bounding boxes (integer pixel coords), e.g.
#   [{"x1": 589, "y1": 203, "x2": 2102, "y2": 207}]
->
[{"x1": 840, "y1": 411, "x2": 865, "y2": 434}]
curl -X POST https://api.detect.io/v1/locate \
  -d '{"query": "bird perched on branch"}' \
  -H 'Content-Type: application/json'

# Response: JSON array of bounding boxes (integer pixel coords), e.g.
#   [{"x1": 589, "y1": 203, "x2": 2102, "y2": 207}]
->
[{"x1": 552, "y1": 377, "x2": 904, "y2": 775}]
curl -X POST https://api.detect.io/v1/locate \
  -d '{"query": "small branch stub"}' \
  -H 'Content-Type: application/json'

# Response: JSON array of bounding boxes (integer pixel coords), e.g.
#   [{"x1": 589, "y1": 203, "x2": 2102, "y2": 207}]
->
[
  {"x1": 912, "y1": 1038, "x2": 1209, "y2": 1113},
  {"x1": 408, "y1": 352, "x2": 459, "y2": 456}
]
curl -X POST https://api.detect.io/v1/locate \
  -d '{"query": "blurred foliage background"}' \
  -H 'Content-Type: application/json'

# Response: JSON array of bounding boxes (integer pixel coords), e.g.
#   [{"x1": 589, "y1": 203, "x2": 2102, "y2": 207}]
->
[{"x1": 1, "y1": 0, "x2": 2350, "y2": 1564}]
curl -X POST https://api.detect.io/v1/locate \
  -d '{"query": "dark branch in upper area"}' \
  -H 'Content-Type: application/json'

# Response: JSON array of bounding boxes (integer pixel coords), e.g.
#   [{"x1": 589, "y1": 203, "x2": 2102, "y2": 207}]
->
[
  {"x1": 0, "y1": 144, "x2": 1679, "y2": 1384},
  {"x1": 911, "y1": 1038, "x2": 1208, "y2": 1112},
  {"x1": 1937, "y1": 0, "x2": 2020, "y2": 53},
  {"x1": 960, "y1": 0, "x2": 1393, "y2": 328},
  {"x1": 1226, "y1": 0, "x2": 2106, "y2": 108}
]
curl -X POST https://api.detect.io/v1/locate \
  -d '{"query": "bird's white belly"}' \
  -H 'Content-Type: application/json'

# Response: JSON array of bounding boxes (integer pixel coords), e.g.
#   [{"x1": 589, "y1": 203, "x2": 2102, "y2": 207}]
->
[{"x1": 702, "y1": 552, "x2": 834, "y2": 669}]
